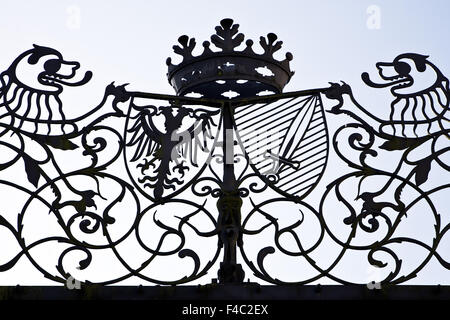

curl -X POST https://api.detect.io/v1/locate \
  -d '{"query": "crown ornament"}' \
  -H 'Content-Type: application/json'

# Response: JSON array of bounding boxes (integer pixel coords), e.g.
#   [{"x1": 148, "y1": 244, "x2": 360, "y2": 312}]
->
[{"x1": 166, "y1": 18, "x2": 294, "y2": 99}]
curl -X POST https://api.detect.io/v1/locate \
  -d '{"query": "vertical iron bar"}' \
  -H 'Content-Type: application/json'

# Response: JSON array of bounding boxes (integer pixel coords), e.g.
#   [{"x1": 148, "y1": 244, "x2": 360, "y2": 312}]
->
[{"x1": 217, "y1": 101, "x2": 245, "y2": 283}]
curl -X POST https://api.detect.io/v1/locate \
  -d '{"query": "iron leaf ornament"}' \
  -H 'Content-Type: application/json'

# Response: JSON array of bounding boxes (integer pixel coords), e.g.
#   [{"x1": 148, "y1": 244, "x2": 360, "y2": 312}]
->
[{"x1": 0, "y1": 19, "x2": 447, "y2": 287}]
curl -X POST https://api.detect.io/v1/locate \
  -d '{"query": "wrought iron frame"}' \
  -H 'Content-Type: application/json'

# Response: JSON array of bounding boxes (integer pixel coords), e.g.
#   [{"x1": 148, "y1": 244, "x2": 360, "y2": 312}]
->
[{"x1": 0, "y1": 21, "x2": 448, "y2": 294}]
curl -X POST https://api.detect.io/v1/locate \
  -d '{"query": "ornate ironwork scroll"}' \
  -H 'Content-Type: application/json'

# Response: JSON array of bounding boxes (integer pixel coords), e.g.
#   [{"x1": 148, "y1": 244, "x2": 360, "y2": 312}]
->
[{"x1": 0, "y1": 22, "x2": 448, "y2": 287}]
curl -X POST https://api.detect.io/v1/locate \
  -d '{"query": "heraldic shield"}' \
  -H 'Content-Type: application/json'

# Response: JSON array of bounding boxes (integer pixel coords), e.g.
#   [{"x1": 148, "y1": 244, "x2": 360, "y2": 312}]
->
[
  {"x1": 123, "y1": 92, "x2": 328, "y2": 202},
  {"x1": 124, "y1": 96, "x2": 222, "y2": 201},
  {"x1": 234, "y1": 93, "x2": 329, "y2": 199}
]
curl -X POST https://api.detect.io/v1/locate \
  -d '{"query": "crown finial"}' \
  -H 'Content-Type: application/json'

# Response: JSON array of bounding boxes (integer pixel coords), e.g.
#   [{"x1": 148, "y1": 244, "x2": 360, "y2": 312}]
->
[{"x1": 167, "y1": 19, "x2": 294, "y2": 99}]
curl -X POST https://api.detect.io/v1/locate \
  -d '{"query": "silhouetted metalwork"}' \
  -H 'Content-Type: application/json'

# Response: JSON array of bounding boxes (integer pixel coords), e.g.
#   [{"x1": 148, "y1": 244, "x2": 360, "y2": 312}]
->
[
  {"x1": 0, "y1": 19, "x2": 448, "y2": 287},
  {"x1": 167, "y1": 18, "x2": 293, "y2": 99}
]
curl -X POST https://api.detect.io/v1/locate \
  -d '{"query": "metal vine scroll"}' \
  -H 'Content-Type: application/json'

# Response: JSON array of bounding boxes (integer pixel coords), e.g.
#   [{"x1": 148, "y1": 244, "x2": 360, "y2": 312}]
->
[{"x1": 0, "y1": 20, "x2": 448, "y2": 287}]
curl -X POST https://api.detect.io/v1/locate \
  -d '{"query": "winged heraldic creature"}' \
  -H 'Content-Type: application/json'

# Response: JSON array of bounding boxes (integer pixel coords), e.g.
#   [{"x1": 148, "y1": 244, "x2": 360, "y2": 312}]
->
[{"x1": 126, "y1": 103, "x2": 219, "y2": 199}]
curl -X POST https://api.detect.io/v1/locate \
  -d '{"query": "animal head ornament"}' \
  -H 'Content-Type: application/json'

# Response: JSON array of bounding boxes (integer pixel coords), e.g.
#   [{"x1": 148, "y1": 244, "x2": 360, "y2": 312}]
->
[
  {"x1": 362, "y1": 53, "x2": 449, "y2": 137},
  {"x1": 0, "y1": 45, "x2": 92, "y2": 135}
]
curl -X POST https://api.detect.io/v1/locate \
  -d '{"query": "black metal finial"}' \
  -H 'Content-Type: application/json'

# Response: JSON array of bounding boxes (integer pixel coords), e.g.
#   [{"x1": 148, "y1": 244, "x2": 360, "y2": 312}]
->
[{"x1": 167, "y1": 18, "x2": 294, "y2": 99}]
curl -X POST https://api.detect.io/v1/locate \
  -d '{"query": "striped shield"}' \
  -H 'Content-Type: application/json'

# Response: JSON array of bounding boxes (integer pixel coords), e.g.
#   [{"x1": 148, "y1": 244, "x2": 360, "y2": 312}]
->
[{"x1": 234, "y1": 93, "x2": 329, "y2": 199}]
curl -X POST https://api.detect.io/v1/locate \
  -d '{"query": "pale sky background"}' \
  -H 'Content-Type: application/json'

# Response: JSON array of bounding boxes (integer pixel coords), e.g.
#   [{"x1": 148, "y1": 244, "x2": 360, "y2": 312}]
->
[{"x1": 0, "y1": 1, "x2": 448, "y2": 285}]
